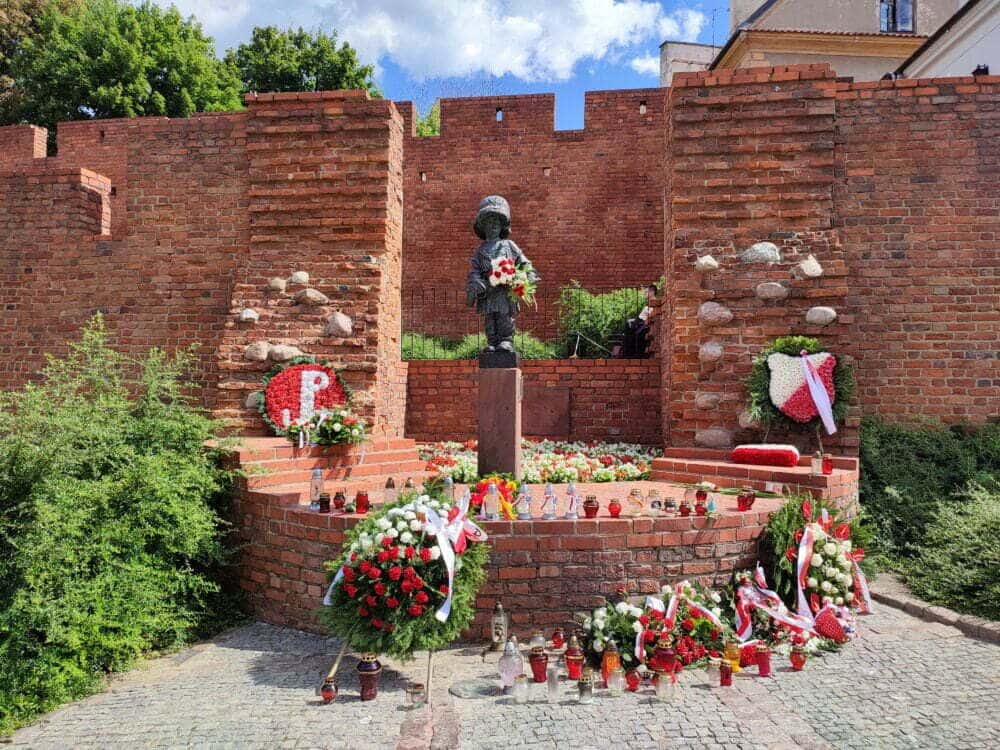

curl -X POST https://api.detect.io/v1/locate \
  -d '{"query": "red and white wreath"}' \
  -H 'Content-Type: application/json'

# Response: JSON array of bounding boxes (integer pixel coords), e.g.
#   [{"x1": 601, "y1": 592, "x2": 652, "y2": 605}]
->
[
  {"x1": 262, "y1": 362, "x2": 348, "y2": 435},
  {"x1": 766, "y1": 352, "x2": 836, "y2": 425}
]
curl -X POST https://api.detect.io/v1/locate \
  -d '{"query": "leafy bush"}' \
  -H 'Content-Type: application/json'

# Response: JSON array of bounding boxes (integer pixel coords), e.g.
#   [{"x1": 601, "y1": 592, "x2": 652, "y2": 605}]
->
[
  {"x1": 900, "y1": 484, "x2": 1000, "y2": 620},
  {"x1": 556, "y1": 282, "x2": 645, "y2": 358},
  {"x1": 402, "y1": 332, "x2": 557, "y2": 360},
  {"x1": 0, "y1": 317, "x2": 240, "y2": 733},
  {"x1": 859, "y1": 418, "x2": 1000, "y2": 555}
]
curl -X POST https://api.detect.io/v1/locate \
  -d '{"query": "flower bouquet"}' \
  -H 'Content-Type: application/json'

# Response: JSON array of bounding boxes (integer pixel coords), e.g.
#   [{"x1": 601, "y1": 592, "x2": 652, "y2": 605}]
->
[
  {"x1": 321, "y1": 487, "x2": 489, "y2": 659},
  {"x1": 469, "y1": 475, "x2": 518, "y2": 519},
  {"x1": 286, "y1": 407, "x2": 367, "y2": 447},
  {"x1": 488, "y1": 256, "x2": 538, "y2": 307}
]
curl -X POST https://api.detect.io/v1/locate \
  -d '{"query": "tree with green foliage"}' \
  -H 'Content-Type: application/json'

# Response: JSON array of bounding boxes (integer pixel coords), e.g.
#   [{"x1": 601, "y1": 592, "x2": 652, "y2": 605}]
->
[
  {"x1": 225, "y1": 26, "x2": 378, "y2": 96},
  {"x1": 3, "y1": 0, "x2": 241, "y2": 134},
  {"x1": 416, "y1": 100, "x2": 440, "y2": 136},
  {"x1": 0, "y1": 316, "x2": 241, "y2": 733}
]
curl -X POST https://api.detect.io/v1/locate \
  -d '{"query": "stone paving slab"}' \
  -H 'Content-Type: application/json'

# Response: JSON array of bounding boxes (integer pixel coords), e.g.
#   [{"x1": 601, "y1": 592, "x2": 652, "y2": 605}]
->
[{"x1": 9, "y1": 606, "x2": 1000, "y2": 749}]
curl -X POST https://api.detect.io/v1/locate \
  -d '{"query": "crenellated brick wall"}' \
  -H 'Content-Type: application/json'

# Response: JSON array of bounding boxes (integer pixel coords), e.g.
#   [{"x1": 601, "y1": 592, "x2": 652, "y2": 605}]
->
[{"x1": 405, "y1": 358, "x2": 662, "y2": 444}]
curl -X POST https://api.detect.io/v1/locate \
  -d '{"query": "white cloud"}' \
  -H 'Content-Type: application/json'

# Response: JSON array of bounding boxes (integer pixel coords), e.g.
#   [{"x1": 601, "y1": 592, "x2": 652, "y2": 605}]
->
[
  {"x1": 315, "y1": 0, "x2": 707, "y2": 81},
  {"x1": 630, "y1": 54, "x2": 661, "y2": 76},
  {"x1": 166, "y1": 1, "x2": 252, "y2": 30}
]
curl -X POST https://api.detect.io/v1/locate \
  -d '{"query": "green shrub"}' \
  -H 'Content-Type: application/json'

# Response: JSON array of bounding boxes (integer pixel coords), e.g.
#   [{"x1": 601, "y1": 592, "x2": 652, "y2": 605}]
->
[
  {"x1": 401, "y1": 332, "x2": 458, "y2": 360},
  {"x1": 859, "y1": 418, "x2": 1000, "y2": 555},
  {"x1": 900, "y1": 483, "x2": 1000, "y2": 620},
  {"x1": 402, "y1": 332, "x2": 557, "y2": 360},
  {"x1": 556, "y1": 282, "x2": 645, "y2": 357},
  {"x1": 0, "y1": 317, "x2": 241, "y2": 733}
]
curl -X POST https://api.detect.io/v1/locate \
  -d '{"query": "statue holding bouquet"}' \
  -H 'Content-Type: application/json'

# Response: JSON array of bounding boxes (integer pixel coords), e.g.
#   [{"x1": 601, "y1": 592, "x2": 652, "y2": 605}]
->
[{"x1": 465, "y1": 195, "x2": 539, "y2": 361}]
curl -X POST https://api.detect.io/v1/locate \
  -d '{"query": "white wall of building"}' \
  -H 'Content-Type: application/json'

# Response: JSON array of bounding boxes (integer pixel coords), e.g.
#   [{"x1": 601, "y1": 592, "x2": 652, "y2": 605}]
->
[{"x1": 903, "y1": 0, "x2": 1000, "y2": 76}]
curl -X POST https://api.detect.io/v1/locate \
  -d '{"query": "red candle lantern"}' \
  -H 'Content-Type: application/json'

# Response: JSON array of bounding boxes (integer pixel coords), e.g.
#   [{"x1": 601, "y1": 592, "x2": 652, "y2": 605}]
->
[
  {"x1": 320, "y1": 679, "x2": 337, "y2": 704},
  {"x1": 678, "y1": 500, "x2": 691, "y2": 517},
  {"x1": 736, "y1": 488, "x2": 756, "y2": 512},
  {"x1": 608, "y1": 498, "x2": 622, "y2": 518},
  {"x1": 790, "y1": 644, "x2": 807, "y2": 671},
  {"x1": 822, "y1": 454, "x2": 834, "y2": 475},
  {"x1": 529, "y1": 646, "x2": 549, "y2": 683},
  {"x1": 356, "y1": 653, "x2": 382, "y2": 700},
  {"x1": 694, "y1": 497, "x2": 707, "y2": 516},
  {"x1": 625, "y1": 668, "x2": 642, "y2": 692},
  {"x1": 333, "y1": 490, "x2": 346, "y2": 511},
  {"x1": 652, "y1": 634, "x2": 676, "y2": 676},
  {"x1": 600, "y1": 641, "x2": 622, "y2": 685},
  {"x1": 756, "y1": 644, "x2": 771, "y2": 677},
  {"x1": 583, "y1": 496, "x2": 600, "y2": 519},
  {"x1": 719, "y1": 660, "x2": 733, "y2": 687},
  {"x1": 355, "y1": 490, "x2": 370, "y2": 515},
  {"x1": 564, "y1": 635, "x2": 585, "y2": 681},
  {"x1": 551, "y1": 627, "x2": 565, "y2": 650},
  {"x1": 695, "y1": 487, "x2": 709, "y2": 504}
]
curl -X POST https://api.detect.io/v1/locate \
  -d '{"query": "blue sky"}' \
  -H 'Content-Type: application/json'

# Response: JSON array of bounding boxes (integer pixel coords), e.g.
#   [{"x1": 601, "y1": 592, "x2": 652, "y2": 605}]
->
[{"x1": 164, "y1": 1, "x2": 732, "y2": 129}]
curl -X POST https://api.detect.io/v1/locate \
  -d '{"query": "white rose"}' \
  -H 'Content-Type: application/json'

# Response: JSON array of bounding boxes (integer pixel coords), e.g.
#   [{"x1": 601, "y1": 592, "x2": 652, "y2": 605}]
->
[
  {"x1": 841, "y1": 540, "x2": 852, "y2": 552},
  {"x1": 822, "y1": 596, "x2": 833, "y2": 604},
  {"x1": 820, "y1": 581, "x2": 832, "y2": 592},
  {"x1": 839, "y1": 557, "x2": 851, "y2": 570},
  {"x1": 333, "y1": 423, "x2": 342, "y2": 432},
  {"x1": 400, "y1": 532, "x2": 414, "y2": 545},
  {"x1": 632, "y1": 621, "x2": 644, "y2": 634},
  {"x1": 361, "y1": 538, "x2": 374, "y2": 551},
  {"x1": 583, "y1": 618, "x2": 592, "y2": 630},
  {"x1": 824, "y1": 567, "x2": 837, "y2": 579},
  {"x1": 630, "y1": 605, "x2": 643, "y2": 618},
  {"x1": 712, "y1": 607, "x2": 721, "y2": 617},
  {"x1": 594, "y1": 620, "x2": 606, "y2": 632},
  {"x1": 387, "y1": 528, "x2": 399, "y2": 539},
  {"x1": 810, "y1": 554, "x2": 824, "y2": 568},
  {"x1": 429, "y1": 546, "x2": 441, "y2": 560},
  {"x1": 835, "y1": 597, "x2": 844, "y2": 606},
  {"x1": 596, "y1": 607, "x2": 608, "y2": 618},
  {"x1": 615, "y1": 601, "x2": 629, "y2": 615},
  {"x1": 823, "y1": 542, "x2": 837, "y2": 557},
  {"x1": 593, "y1": 640, "x2": 605, "y2": 653},
  {"x1": 807, "y1": 577, "x2": 818, "y2": 588},
  {"x1": 845, "y1": 578, "x2": 854, "y2": 590}
]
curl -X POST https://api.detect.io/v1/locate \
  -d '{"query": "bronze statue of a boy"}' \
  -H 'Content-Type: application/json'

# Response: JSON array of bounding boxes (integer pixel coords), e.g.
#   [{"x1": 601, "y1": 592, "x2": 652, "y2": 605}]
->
[{"x1": 465, "y1": 196, "x2": 538, "y2": 360}]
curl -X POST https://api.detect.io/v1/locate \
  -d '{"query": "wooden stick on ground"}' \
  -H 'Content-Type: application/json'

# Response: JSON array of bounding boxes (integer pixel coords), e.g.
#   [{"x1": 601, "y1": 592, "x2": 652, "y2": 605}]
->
[
  {"x1": 324, "y1": 641, "x2": 349, "y2": 683},
  {"x1": 425, "y1": 650, "x2": 435, "y2": 704}
]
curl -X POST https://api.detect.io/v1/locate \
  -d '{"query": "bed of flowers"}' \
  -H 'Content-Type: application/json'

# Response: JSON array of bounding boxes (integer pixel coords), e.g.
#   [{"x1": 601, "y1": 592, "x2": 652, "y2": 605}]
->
[{"x1": 419, "y1": 439, "x2": 661, "y2": 484}]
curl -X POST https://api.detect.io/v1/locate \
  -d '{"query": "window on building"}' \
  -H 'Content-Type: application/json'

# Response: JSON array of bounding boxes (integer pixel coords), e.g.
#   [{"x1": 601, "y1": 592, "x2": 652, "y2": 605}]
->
[{"x1": 881, "y1": 0, "x2": 915, "y2": 33}]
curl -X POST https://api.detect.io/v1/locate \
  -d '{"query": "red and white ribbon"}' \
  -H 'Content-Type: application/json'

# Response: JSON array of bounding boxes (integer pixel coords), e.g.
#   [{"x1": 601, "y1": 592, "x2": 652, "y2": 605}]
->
[
  {"x1": 801, "y1": 350, "x2": 837, "y2": 435},
  {"x1": 736, "y1": 565, "x2": 818, "y2": 640},
  {"x1": 424, "y1": 489, "x2": 487, "y2": 622},
  {"x1": 796, "y1": 524, "x2": 818, "y2": 618},
  {"x1": 851, "y1": 555, "x2": 873, "y2": 614}
]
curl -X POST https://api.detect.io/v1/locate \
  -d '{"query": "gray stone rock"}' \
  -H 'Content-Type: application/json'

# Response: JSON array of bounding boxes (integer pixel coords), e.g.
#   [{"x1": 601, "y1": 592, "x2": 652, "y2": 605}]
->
[
  {"x1": 289, "y1": 271, "x2": 309, "y2": 285},
  {"x1": 795, "y1": 254, "x2": 824, "y2": 279},
  {"x1": 698, "y1": 301, "x2": 734, "y2": 326},
  {"x1": 269, "y1": 344, "x2": 304, "y2": 362},
  {"x1": 325, "y1": 311, "x2": 353, "y2": 338},
  {"x1": 694, "y1": 255, "x2": 720, "y2": 273},
  {"x1": 698, "y1": 342, "x2": 724, "y2": 363},
  {"x1": 267, "y1": 277, "x2": 287, "y2": 293},
  {"x1": 741, "y1": 241, "x2": 782, "y2": 264},
  {"x1": 294, "y1": 288, "x2": 329, "y2": 306},
  {"x1": 244, "y1": 391, "x2": 263, "y2": 409},
  {"x1": 738, "y1": 409, "x2": 761, "y2": 429},
  {"x1": 695, "y1": 428, "x2": 733, "y2": 449},
  {"x1": 237, "y1": 308, "x2": 260, "y2": 324},
  {"x1": 806, "y1": 306, "x2": 838, "y2": 326},
  {"x1": 244, "y1": 341, "x2": 271, "y2": 362},
  {"x1": 695, "y1": 393, "x2": 721, "y2": 410},
  {"x1": 755, "y1": 282, "x2": 789, "y2": 301}
]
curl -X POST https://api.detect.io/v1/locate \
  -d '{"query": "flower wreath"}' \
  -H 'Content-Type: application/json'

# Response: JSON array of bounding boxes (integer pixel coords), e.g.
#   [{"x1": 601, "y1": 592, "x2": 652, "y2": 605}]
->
[
  {"x1": 259, "y1": 356, "x2": 352, "y2": 436},
  {"x1": 320, "y1": 487, "x2": 490, "y2": 660},
  {"x1": 745, "y1": 336, "x2": 855, "y2": 434}
]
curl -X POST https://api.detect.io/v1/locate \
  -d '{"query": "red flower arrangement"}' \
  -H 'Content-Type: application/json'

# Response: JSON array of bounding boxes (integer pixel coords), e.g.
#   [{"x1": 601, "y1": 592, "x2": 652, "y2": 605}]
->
[{"x1": 259, "y1": 358, "x2": 349, "y2": 436}]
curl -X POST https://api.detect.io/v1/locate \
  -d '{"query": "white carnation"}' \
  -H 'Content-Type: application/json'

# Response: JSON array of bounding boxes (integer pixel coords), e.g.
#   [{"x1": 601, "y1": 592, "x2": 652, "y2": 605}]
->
[
  {"x1": 583, "y1": 618, "x2": 592, "y2": 630},
  {"x1": 822, "y1": 596, "x2": 833, "y2": 604},
  {"x1": 841, "y1": 540, "x2": 852, "y2": 552},
  {"x1": 400, "y1": 531, "x2": 414, "y2": 545},
  {"x1": 429, "y1": 546, "x2": 441, "y2": 560},
  {"x1": 387, "y1": 528, "x2": 399, "y2": 538},
  {"x1": 629, "y1": 605, "x2": 643, "y2": 617},
  {"x1": 594, "y1": 620, "x2": 606, "y2": 632},
  {"x1": 838, "y1": 556, "x2": 851, "y2": 570},
  {"x1": 824, "y1": 567, "x2": 837, "y2": 579},
  {"x1": 409, "y1": 519, "x2": 422, "y2": 532},
  {"x1": 418, "y1": 494, "x2": 431, "y2": 504},
  {"x1": 404, "y1": 511, "x2": 416, "y2": 521},
  {"x1": 377, "y1": 518, "x2": 391, "y2": 530}
]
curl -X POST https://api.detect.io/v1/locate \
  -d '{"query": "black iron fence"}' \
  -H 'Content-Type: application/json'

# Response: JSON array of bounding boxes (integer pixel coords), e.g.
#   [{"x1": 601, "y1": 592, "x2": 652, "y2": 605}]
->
[{"x1": 401, "y1": 285, "x2": 651, "y2": 360}]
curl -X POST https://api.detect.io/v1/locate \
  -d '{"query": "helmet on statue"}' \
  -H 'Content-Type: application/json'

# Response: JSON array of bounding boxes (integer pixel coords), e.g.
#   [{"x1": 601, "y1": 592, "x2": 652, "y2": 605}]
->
[{"x1": 473, "y1": 195, "x2": 511, "y2": 240}]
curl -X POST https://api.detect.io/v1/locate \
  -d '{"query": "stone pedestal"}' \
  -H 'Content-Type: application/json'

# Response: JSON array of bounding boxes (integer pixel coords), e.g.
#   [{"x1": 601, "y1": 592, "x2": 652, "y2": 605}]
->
[{"x1": 478, "y1": 368, "x2": 522, "y2": 478}]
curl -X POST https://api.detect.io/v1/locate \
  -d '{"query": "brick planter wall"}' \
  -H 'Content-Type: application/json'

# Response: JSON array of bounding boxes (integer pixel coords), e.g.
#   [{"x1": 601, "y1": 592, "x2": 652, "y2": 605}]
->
[{"x1": 405, "y1": 358, "x2": 662, "y2": 444}]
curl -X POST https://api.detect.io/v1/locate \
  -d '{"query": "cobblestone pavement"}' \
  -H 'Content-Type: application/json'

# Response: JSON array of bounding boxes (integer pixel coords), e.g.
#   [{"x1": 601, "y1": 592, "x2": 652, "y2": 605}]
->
[{"x1": 9, "y1": 605, "x2": 1000, "y2": 750}]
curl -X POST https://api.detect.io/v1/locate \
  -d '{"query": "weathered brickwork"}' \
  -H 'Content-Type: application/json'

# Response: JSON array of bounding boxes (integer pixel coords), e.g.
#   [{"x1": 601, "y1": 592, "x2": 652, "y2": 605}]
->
[
  {"x1": 397, "y1": 89, "x2": 667, "y2": 339},
  {"x1": 406, "y1": 358, "x2": 662, "y2": 444}
]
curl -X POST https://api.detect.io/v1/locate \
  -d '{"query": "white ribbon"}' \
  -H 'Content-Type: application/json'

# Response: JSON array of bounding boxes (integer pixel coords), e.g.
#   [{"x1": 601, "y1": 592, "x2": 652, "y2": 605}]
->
[
  {"x1": 796, "y1": 524, "x2": 818, "y2": 618},
  {"x1": 423, "y1": 490, "x2": 488, "y2": 622},
  {"x1": 801, "y1": 351, "x2": 837, "y2": 435}
]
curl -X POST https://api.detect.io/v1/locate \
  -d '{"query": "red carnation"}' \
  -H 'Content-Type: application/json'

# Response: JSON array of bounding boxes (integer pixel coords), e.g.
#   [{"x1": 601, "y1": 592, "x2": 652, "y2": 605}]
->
[
  {"x1": 709, "y1": 649, "x2": 719, "y2": 658},
  {"x1": 639, "y1": 615, "x2": 650, "y2": 626},
  {"x1": 681, "y1": 618, "x2": 694, "y2": 632},
  {"x1": 343, "y1": 584, "x2": 358, "y2": 598},
  {"x1": 785, "y1": 545, "x2": 797, "y2": 561},
  {"x1": 371, "y1": 617, "x2": 383, "y2": 629},
  {"x1": 385, "y1": 597, "x2": 400, "y2": 609},
  {"x1": 381, "y1": 536, "x2": 393, "y2": 548},
  {"x1": 419, "y1": 548, "x2": 432, "y2": 563},
  {"x1": 373, "y1": 582, "x2": 386, "y2": 596},
  {"x1": 377, "y1": 550, "x2": 390, "y2": 563},
  {"x1": 407, "y1": 604, "x2": 424, "y2": 617},
  {"x1": 834, "y1": 523, "x2": 851, "y2": 540},
  {"x1": 414, "y1": 590, "x2": 429, "y2": 604},
  {"x1": 401, "y1": 580, "x2": 413, "y2": 593},
  {"x1": 644, "y1": 630, "x2": 657, "y2": 643},
  {"x1": 405, "y1": 546, "x2": 416, "y2": 559},
  {"x1": 365, "y1": 595, "x2": 378, "y2": 607},
  {"x1": 389, "y1": 547, "x2": 400, "y2": 559},
  {"x1": 412, "y1": 576, "x2": 424, "y2": 589},
  {"x1": 388, "y1": 565, "x2": 403, "y2": 581},
  {"x1": 404, "y1": 566, "x2": 417, "y2": 579}
]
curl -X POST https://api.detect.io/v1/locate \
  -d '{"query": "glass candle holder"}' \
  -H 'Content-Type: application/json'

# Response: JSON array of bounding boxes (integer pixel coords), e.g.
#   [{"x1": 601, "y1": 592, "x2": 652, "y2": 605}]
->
[
  {"x1": 756, "y1": 644, "x2": 772, "y2": 677},
  {"x1": 654, "y1": 674, "x2": 676, "y2": 702},
  {"x1": 625, "y1": 668, "x2": 642, "y2": 692},
  {"x1": 720, "y1": 660, "x2": 733, "y2": 687},
  {"x1": 405, "y1": 681, "x2": 426, "y2": 708},
  {"x1": 333, "y1": 491, "x2": 346, "y2": 511},
  {"x1": 512, "y1": 674, "x2": 529, "y2": 704},
  {"x1": 529, "y1": 646, "x2": 549, "y2": 683},
  {"x1": 627, "y1": 488, "x2": 644, "y2": 516},
  {"x1": 319, "y1": 679, "x2": 337, "y2": 704},
  {"x1": 678, "y1": 499, "x2": 691, "y2": 517},
  {"x1": 790, "y1": 644, "x2": 807, "y2": 671},
  {"x1": 355, "y1": 490, "x2": 370, "y2": 515},
  {"x1": 607, "y1": 498, "x2": 622, "y2": 518},
  {"x1": 822, "y1": 453, "x2": 834, "y2": 475},
  {"x1": 583, "y1": 496, "x2": 600, "y2": 519},
  {"x1": 546, "y1": 663, "x2": 561, "y2": 703},
  {"x1": 811, "y1": 451, "x2": 823, "y2": 476},
  {"x1": 551, "y1": 627, "x2": 565, "y2": 650},
  {"x1": 564, "y1": 635, "x2": 585, "y2": 680},
  {"x1": 706, "y1": 657, "x2": 721, "y2": 686},
  {"x1": 318, "y1": 493, "x2": 331, "y2": 514},
  {"x1": 577, "y1": 669, "x2": 595, "y2": 704},
  {"x1": 607, "y1": 667, "x2": 626, "y2": 696},
  {"x1": 724, "y1": 640, "x2": 741, "y2": 674},
  {"x1": 600, "y1": 641, "x2": 622, "y2": 684},
  {"x1": 647, "y1": 489, "x2": 662, "y2": 511}
]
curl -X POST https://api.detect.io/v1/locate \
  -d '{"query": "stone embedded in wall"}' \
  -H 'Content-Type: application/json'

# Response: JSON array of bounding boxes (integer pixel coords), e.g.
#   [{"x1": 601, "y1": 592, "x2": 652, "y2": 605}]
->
[
  {"x1": 698, "y1": 302, "x2": 734, "y2": 326},
  {"x1": 698, "y1": 342, "x2": 724, "y2": 364},
  {"x1": 267, "y1": 277, "x2": 287, "y2": 293},
  {"x1": 741, "y1": 242, "x2": 782, "y2": 265},
  {"x1": 294, "y1": 288, "x2": 329, "y2": 306},
  {"x1": 325, "y1": 311, "x2": 353, "y2": 338},
  {"x1": 694, "y1": 255, "x2": 720, "y2": 273},
  {"x1": 695, "y1": 428, "x2": 733, "y2": 449},
  {"x1": 245, "y1": 391, "x2": 263, "y2": 409},
  {"x1": 695, "y1": 393, "x2": 721, "y2": 409},
  {"x1": 289, "y1": 271, "x2": 309, "y2": 285},
  {"x1": 269, "y1": 344, "x2": 304, "y2": 362},
  {"x1": 794, "y1": 254, "x2": 824, "y2": 279},
  {"x1": 806, "y1": 306, "x2": 838, "y2": 326},
  {"x1": 244, "y1": 341, "x2": 271, "y2": 362},
  {"x1": 755, "y1": 282, "x2": 789, "y2": 301},
  {"x1": 238, "y1": 308, "x2": 260, "y2": 323},
  {"x1": 738, "y1": 409, "x2": 761, "y2": 430}
]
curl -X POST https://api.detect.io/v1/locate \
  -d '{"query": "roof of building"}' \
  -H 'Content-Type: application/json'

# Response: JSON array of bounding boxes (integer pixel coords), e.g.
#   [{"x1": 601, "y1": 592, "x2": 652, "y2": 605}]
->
[{"x1": 895, "y1": 0, "x2": 987, "y2": 74}]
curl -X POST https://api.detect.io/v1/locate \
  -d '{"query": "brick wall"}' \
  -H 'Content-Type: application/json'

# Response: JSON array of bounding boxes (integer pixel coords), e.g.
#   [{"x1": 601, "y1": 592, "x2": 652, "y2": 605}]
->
[
  {"x1": 398, "y1": 89, "x2": 667, "y2": 340},
  {"x1": 835, "y1": 76, "x2": 1000, "y2": 423},
  {"x1": 406, "y1": 358, "x2": 662, "y2": 444}
]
